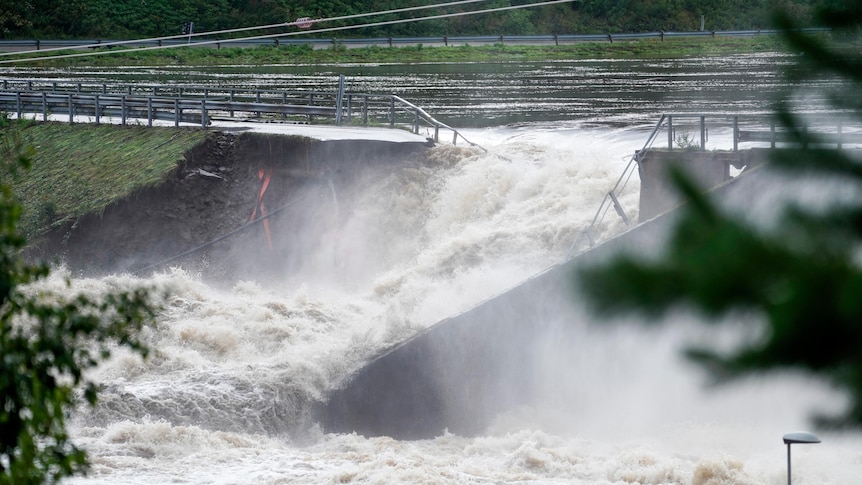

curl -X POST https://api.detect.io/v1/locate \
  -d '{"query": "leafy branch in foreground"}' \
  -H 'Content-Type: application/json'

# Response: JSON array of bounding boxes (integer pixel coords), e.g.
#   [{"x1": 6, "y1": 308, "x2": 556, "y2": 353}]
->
[
  {"x1": 1, "y1": 116, "x2": 157, "y2": 485},
  {"x1": 577, "y1": 7, "x2": 862, "y2": 428}
]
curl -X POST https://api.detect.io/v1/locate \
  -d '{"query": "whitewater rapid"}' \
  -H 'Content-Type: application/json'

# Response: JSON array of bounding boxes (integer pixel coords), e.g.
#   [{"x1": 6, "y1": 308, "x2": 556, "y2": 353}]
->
[{"x1": 48, "y1": 125, "x2": 860, "y2": 484}]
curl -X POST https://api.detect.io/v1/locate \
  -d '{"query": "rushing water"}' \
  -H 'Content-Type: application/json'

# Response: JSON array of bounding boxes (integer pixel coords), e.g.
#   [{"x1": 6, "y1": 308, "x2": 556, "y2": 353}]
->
[{"x1": 4, "y1": 53, "x2": 861, "y2": 484}]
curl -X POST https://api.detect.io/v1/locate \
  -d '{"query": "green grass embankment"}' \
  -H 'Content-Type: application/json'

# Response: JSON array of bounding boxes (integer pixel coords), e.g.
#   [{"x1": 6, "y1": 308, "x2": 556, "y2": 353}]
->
[
  {"x1": 14, "y1": 35, "x2": 794, "y2": 68},
  {"x1": 2, "y1": 121, "x2": 208, "y2": 239}
]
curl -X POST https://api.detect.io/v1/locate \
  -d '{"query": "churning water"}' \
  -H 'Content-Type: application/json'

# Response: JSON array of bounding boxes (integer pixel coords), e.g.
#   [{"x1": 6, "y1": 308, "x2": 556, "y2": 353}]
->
[{"x1": 4, "y1": 53, "x2": 861, "y2": 483}]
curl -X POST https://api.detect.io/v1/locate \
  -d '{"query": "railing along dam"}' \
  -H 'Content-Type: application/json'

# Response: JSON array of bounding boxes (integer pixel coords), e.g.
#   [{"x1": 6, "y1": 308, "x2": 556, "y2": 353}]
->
[{"x1": 0, "y1": 77, "x2": 480, "y2": 147}]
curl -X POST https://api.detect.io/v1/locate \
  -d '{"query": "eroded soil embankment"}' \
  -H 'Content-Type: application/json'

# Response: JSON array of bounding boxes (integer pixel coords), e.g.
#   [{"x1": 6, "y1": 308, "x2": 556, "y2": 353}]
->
[{"x1": 26, "y1": 130, "x2": 429, "y2": 281}]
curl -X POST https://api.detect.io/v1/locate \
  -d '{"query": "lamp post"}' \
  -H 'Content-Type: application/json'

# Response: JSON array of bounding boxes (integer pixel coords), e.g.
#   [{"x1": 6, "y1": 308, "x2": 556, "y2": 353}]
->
[{"x1": 783, "y1": 431, "x2": 820, "y2": 485}]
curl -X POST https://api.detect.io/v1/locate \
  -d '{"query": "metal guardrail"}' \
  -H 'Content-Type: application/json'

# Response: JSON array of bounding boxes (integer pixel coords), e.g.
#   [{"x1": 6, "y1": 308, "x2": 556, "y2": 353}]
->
[
  {"x1": 0, "y1": 29, "x2": 832, "y2": 52},
  {"x1": 0, "y1": 78, "x2": 481, "y2": 148},
  {"x1": 566, "y1": 111, "x2": 862, "y2": 258}
]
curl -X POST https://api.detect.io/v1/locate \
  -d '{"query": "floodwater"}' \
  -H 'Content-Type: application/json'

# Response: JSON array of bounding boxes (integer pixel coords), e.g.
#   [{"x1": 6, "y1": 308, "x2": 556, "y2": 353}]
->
[
  {"x1": 2, "y1": 51, "x2": 836, "y2": 127},
  {"x1": 2, "y1": 53, "x2": 860, "y2": 484}
]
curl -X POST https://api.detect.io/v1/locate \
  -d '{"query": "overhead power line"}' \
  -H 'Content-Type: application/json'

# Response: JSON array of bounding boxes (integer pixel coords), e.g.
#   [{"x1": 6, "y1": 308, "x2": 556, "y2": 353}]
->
[
  {"x1": 0, "y1": 0, "x2": 576, "y2": 65},
  {"x1": 0, "y1": 0, "x2": 498, "y2": 58}
]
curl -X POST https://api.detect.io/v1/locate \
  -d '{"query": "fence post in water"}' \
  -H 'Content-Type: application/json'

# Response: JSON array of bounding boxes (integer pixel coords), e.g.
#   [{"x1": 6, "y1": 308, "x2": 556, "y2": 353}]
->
[
  {"x1": 733, "y1": 116, "x2": 739, "y2": 151},
  {"x1": 838, "y1": 120, "x2": 843, "y2": 149},
  {"x1": 667, "y1": 115, "x2": 674, "y2": 149},
  {"x1": 770, "y1": 119, "x2": 776, "y2": 148}
]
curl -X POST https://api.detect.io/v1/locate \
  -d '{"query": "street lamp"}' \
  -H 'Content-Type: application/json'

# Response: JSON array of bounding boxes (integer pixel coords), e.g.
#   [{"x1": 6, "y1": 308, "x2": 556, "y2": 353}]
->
[{"x1": 783, "y1": 431, "x2": 820, "y2": 485}]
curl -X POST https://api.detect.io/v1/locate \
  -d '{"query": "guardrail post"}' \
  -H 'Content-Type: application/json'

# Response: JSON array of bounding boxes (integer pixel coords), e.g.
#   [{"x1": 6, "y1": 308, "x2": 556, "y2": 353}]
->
[
  {"x1": 362, "y1": 96, "x2": 368, "y2": 125},
  {"x1": 16, "y1": 92, "x2": 21, "y2": 119},
  {"x1": 346, "y1": 94, "x2": 353, "y2": 121},
  {"x1": 42, "y1": 92, "x2": 48, "y2": 121},
  {"x1": 434, "y1": 124, "x2": 439, "y2": 143},
  {"x1": 121, "y1": 96, "x2": 127, "y2": 125},
  {"x1": 201, "y1": 99, "x2": 207, "y2": 128},
  {"x1": 147, "y1": 97, "x2": 153, "y2": 127},
  {"x1": 700, "y1": 115, "x2": 706, "y2": 150},
  {"x1": 667, "y1": 115, "x2": 673, "y2": 149},
  {"x1": 413, "y1": 108, "x2": 419, "y2": 133},
  {"x1": 95, "y1": 94, "x2": 100, "y2": 124},
  {"x1": 68, "y1": 94, "x2": 73, "y2": 123},
  {"x1": 607, "y1": 33, "x2": 613, "y2": 43},
  {"x1": 389, "y1": 97, "x2": 395, "y2": 127},
  {"x1": 174, "y1": 99, "x2": 180, "y2": 126},
  {"x1": 229, "y1": 89, "x2": 235, "y2": 117},
  {"x1": 36, "y1": 39, "x2": 40, "y2": 50},
  {"x1": 335, "y1": 75, "x2": 345, "y2": 126}
]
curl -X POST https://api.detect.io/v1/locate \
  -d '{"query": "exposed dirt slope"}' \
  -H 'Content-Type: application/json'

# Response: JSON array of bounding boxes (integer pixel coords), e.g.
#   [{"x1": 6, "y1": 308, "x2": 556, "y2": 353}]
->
[{"x1": 26, "y1": 130, "x2": 429, "y2": 282}]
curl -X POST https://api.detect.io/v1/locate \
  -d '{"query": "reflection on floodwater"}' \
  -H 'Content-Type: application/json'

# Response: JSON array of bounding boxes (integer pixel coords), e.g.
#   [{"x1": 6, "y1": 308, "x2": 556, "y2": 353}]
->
[{"x1": 0, "y1": 52, "x2": 840, "y2": 128}]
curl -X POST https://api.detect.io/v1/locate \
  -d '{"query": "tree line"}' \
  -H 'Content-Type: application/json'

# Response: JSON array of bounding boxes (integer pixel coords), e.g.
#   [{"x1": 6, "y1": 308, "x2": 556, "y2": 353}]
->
[{"x1": 0, "y1": 0, "x2": 842, "y2": 40}]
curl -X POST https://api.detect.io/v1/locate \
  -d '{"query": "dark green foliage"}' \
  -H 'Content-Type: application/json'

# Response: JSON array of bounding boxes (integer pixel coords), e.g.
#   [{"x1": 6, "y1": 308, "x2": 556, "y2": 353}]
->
[
  {"x1": 0, "y1": 0, "x2": 844, "y2": 39},
  {"x1": 578, "y1": 5, "x2": 862, "y2": 428},
  {"x1": 0, "y1": 117, "x2": 156, "y2": 484}
]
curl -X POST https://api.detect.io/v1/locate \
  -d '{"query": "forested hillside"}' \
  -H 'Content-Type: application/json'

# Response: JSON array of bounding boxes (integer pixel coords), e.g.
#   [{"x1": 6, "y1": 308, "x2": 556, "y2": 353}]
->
[{"x1": 0, "y1": 0, "x2": 838, "y2": 40}]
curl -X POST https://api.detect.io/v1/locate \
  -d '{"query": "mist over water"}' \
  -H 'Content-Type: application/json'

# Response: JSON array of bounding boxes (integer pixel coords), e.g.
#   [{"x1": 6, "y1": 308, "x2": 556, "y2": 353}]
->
[{"x1": 7, "y1": 54, "x2": 860, "y2": 483}]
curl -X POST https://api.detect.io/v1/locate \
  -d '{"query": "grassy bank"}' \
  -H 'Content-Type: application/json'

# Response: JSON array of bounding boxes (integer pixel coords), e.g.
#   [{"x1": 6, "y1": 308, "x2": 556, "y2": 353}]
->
[
  {"x1": 1, "y1": 121, "x2": 208, "y2": 239},
  {"x1": 13, "y1": 35, "x2": 796, "y2": 68}
]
